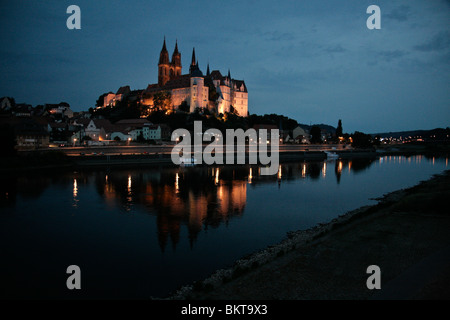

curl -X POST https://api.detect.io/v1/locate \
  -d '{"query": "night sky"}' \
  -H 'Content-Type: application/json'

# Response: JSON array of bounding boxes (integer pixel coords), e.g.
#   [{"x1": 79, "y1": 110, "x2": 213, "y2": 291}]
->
[{"x1": 1, "y1": 0, "x2": 449, "y2": 133}]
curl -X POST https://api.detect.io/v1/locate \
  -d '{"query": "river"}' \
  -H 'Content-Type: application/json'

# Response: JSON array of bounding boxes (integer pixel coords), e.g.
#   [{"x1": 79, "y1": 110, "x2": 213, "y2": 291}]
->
[{"x1": 0, "y1": 155, "x2": 448, "y2": 299}]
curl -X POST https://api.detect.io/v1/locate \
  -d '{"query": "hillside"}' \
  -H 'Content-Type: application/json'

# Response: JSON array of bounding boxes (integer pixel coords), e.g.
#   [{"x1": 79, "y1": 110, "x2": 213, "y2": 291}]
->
[{"x1": 371, "y1": 128, "x2": 450, "y2": 140}]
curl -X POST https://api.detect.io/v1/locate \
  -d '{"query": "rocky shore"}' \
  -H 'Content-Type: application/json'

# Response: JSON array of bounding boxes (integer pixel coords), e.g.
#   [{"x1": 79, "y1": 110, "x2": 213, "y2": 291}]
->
[{"x1": 166, "y1": 169, "x2": 450, "y2": 300}]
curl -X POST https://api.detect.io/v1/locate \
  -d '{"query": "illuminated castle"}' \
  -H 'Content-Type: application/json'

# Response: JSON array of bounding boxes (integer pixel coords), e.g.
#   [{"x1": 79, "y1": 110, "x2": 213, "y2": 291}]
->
[{"x1": 143, "y1": 38, "x2": 249, "y2": 116}]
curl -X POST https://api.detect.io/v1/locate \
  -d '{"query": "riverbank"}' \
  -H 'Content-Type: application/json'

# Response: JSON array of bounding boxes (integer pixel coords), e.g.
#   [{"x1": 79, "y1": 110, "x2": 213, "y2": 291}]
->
[
  {"x1": 2, "y1": 142, "x2": 448, "y2": 173},
  {"x1": 166, "y1": 169, "x2": 450, "y2": 300}
]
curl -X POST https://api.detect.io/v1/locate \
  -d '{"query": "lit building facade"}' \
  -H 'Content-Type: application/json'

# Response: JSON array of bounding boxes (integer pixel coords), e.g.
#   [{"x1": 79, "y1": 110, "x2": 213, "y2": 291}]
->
[{"x1": 110, "y1": 38, "x2": 248, "y2": 116}]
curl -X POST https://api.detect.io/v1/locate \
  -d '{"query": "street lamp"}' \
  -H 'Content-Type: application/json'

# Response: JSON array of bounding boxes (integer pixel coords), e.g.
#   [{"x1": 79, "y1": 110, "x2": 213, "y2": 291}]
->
[{"x1": 73, "y1": 138, "x2": 77, "y2": 147}]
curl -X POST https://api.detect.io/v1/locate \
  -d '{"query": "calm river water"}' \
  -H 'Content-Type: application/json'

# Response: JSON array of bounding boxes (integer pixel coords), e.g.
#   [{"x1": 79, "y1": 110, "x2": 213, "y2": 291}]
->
[{"x1": 0, "y1": 155, "x2": 448, "y2": 299}]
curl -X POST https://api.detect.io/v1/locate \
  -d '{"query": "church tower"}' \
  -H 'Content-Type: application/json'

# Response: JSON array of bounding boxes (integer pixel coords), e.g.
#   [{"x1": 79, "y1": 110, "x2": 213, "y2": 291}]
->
[
  {"x1": 158, "y1": 37, "x2": 170, "y2": 86},
  {"x1": 189, "y1": 48, "x2": 197, "y2": 74},
  {"x1": 170, "y1": 40, "x2": 182, "y2": 78}
]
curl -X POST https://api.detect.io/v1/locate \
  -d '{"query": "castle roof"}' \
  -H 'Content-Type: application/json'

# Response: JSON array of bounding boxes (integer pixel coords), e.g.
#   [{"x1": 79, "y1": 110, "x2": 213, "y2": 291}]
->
[
  {"x1": 161, "y1": 74, "x2": 191, "y2": 90},
  {"x1": 210, "y1": 70, "x2": 224, "y2": 81},
  {"x1": 116, "y1": 85, "x2": 131, "y2": 95},
  {"x1": 209, "y1": 70, "x2": 247, "y2": 92},
  {"x1": 190, "y1": 67, "x2": 203, "y2": 77},
  {"x1": 145, "y1": 74, "x2": 192, "y2": 93},
  {"x1": 233, "y1": 80, "x2": 248, "y2": 93}
]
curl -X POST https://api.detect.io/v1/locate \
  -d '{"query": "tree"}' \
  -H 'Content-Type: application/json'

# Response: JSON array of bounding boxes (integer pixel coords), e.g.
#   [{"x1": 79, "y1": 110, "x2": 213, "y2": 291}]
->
[
  {"x1": 96, "y1": 93, "x2": 109, "y2": 108},
  {"x1": 230, "y1": 105, "x2": 239, "y2": 116},
  {"x1": 373, "y1": 135, "x2": 381, "y2": 146},
  {"x1": 178, "y1": 101, "x2": 190, "y2": 113},
  {"x1": 310, "y1": 126, "x2": 322, "y2": 144},
  {"x1": 153, "y1": 91, "x2": 172, "y2": 112},
  {"x1": 336, "y1": 119, "x2": 343, "y2": 138},
  {"x1": 351, "y1": 131, "x2": 373, "y2": 148},
  {"x1": 136, "y1": 132, "x2": 145, "y2": 143},
  {"x1": 207, "y1": 82, "x2": 219, "y2": 102}
]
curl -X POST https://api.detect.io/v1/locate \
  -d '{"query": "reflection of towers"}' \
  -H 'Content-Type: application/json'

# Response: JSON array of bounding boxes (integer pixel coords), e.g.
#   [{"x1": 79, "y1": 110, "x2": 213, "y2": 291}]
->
[
  {"x1": 187, "y1": 191, "x2": 209, "y2": 245},
  {"x1": 335, "y1": 160, "x2": 343, "y2": 184},
  {"x1": 157, "y1": 213, "x2": 181, "y2": 252},
  {"x1": 96, "y1": 169, "x2": 248, "y2": 252},
  {"x1": 73, "y1": 178, "x2": 79, "y2": 208},
  {"x1": 216, "y1": 182, "x2": 247, "y2": 218}
]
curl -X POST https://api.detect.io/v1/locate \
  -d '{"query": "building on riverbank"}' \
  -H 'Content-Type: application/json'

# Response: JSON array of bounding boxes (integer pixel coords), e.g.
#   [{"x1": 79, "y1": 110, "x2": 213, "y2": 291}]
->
[{"x1": 102, "y1": 38, "x2": 249, "y2": 117}]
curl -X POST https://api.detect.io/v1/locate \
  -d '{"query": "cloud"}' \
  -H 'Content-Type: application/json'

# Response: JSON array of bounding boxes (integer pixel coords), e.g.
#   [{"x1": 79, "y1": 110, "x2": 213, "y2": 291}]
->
[
  {"x1": 377, "y1": 50, "x2": 407, "y2": 62},
  {"x1": 324, "y1": 44, "x2": 346, "y2": 54},
  {"x1": 259, "y1": 31, "x2": 295, "y2": 42},
  {"x1": 385, "y1": 5, "x2": 411, "y2": 22},
  {"x1": 413, "y1": 31, "x2": 450, "y2": 52},
  {"x1": 0, "y1": 50, "x2": 78, "y2": 66}
]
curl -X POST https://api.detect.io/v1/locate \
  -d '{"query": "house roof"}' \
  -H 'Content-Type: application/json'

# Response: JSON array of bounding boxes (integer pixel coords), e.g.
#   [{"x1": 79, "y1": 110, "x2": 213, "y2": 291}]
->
[
  {"x1": 49, "y1": 122, "x2": 67, "y2": 129},
  {"x1": 252, "y1": 124, "x2": 278, "y2": 130},
  {"x1": 156, "y1": 123, "x2": 171, "y2": 130},
  {"x1": 13, "y1": 118, "x2": 49, "y2": 136},
  {"x1": 75, "y1": 119, "x2": 114, "y2": 132},
  {"x1": 115, "y1": 119, "x2": 151, "y2": 125},
  {"x1": 14, "y1": 104, "x2": 32, "y2": 113}
]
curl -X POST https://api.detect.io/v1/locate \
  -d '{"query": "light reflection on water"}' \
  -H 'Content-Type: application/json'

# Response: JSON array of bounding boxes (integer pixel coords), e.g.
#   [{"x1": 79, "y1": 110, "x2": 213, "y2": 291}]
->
[{"x1": 0, "y1": 155, "x2": 448, "y2": 299}]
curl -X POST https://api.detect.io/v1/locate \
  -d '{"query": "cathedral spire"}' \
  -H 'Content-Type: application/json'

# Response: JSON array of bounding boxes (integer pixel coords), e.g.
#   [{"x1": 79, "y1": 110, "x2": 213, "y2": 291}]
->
[
  {"x1": 158, "y1": 37, "x2": 170, "y2": 86},
  {"x1": 227, "y1": 69, "x2": 231, "y2": 79},
  {"x1": 171, "y1": 38, "x2": 181, "y2": 69},
  {"x1": 159, "y1": 37, "x2": 169, "y2": 65},
  {"x1": 163, "y1": 36, "x2": 167, "y2": 50},
  {"x1": 173, "y1": 39, "x2": 179, "y2": 54},
  {"x1": 191, "y1": 48, "x2": 196, "y2": 66},
  {"x1": 206, "y1": 63, "x2": 210, "y2": 76}
]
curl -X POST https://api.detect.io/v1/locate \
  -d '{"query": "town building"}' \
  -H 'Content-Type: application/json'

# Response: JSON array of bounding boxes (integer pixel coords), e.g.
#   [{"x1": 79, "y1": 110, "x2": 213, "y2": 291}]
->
[
  {"x1": 72, "y1": 119, "x2": 113, "y2": 142},
  {"x1": 292, "y1": 126, "x2": 310, "y2": 144},
  {"x1": 46, "y1": 103, "x2": 74, "y2": 119},
  {"x1": 13, "y1": 118, "x2": 49, "y2": 149}
]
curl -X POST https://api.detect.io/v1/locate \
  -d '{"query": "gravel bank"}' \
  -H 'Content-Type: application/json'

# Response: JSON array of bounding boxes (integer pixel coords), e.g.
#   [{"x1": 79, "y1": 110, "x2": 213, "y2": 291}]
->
[{"x1": 166, "y1": 170, "x2": 450, "y2": 300}]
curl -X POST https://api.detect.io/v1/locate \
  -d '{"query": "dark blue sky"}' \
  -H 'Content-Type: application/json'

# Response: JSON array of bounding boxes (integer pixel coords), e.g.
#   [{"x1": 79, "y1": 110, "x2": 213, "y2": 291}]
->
[{"x1": 1, "y1": 0, "x2": 449, "y2": 133}]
